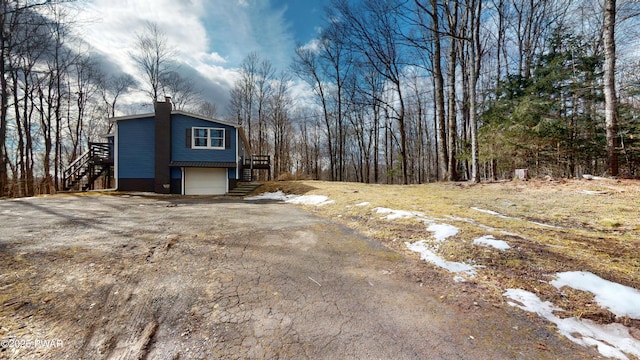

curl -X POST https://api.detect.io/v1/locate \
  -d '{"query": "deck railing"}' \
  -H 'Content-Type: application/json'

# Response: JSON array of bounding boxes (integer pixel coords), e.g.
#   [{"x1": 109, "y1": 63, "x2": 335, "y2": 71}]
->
[
  {"x1": 63, "y1": 142, "x2": 113, "y2": 191},
  {"x1": 242, "y1": 155, "x2": 270, "y2": 169}
]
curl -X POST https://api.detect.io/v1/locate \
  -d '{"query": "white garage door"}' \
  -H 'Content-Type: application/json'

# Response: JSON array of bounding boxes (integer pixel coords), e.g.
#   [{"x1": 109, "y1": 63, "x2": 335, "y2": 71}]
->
[{"x1": 184, "y1": 168, "x2": 228, "y2": 195}]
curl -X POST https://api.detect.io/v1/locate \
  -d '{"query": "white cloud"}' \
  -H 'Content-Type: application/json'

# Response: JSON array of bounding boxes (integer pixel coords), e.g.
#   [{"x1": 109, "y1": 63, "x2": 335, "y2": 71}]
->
[
  {"x1": 200, "y1": 52, "x2": 227, "y2": 64},
  {"x1": 300, "y1": 38, "x2": 322, "y2": 54},
  {"x1": 74, "y1": 0, "x2": 296, "y2": 116}
]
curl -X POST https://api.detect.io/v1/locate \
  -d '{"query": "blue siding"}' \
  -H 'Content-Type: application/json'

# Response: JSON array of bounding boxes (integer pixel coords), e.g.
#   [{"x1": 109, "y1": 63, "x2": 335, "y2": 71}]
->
[
  {"x1": 171, "y1": 115, "x2": 237, "y2": 163},
  {"x1": 171, "y1": 167, "x2": 181, "y2": 180},
  {"x1": 117, "y1": 117, "x2": 155, "y2": 178}
]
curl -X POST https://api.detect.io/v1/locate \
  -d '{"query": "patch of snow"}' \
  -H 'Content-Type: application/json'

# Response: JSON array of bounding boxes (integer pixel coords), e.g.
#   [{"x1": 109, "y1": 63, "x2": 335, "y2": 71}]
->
[
  {"x1": 246, "y1": 192, "x2": 334, "y2": 206},
  {"x1": 546, "y1": 244, "x2": 567, "y2": 249},
  {"x1": 471, "y1": 207, "x2": 562, "y2": 229},
  {"x1": 10, "y1": 196, "x2": 40, "y2": 201},
  {"x1": 448, "y1": 216, "x2": 496, "y2": 232},
  {"x1": 373, "y1": 207, "x2": 424, "y2": 220},
  {"x1": 405, "y1": 240, "x2": 477, "y2": 277},
  {"x1": 581, "y1": 190, "x2": 608, "y2": 195},
  {"x1": 583, "y1": 174, "x2": 611, "y2": 181},
  {"x1": 471, "y1": 207, "x2": 511, "y2": 219},
  {"x1": 427, "y1": 223, "x2": 459, "y2": 242},
  {"x1": 473, "y1": 235, "x2": 511, "y2": 250},
  {"x1": 551, "y1": 271, "x2": 640, "y2": 319},
  {"x1": 530, "y1": 221, "x2": 562, "y2": 229},
  {"x1": 355, "y1": 202, "x2": 371, "y2": 207},
  {"x1": 245, "y1": 191, "x2": 292, "y2": 201},
  {"x1": 286, "y1": 195, "x2": 334, "y2": 206},
  {"x1": 504, "y1": 289, "x2": 640, "y2": 359}
]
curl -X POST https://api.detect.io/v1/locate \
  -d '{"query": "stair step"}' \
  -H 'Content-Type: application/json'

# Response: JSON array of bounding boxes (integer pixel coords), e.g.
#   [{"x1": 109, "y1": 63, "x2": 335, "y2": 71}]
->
[{"x1": 227, "y1": 182, "x2": 262, "y2": 196}]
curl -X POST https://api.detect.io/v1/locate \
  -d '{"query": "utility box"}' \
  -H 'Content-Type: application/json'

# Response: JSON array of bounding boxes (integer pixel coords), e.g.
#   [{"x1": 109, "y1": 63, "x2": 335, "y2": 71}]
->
[{"x1": 514, "y1": 169, "x2": 529, "y2": 181}]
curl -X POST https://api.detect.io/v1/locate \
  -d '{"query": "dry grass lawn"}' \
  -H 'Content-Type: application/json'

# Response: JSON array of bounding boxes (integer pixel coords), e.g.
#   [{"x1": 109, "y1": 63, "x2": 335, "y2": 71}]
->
[{"x1": 255, "y1": 178, "x2": 640, "y2": 328}]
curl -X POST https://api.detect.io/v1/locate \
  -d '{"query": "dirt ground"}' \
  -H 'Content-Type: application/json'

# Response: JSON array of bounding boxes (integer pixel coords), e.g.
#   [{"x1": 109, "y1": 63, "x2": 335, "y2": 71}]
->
[{"x1": 0, "y1": 193, "x2": 601, "y2": 359}]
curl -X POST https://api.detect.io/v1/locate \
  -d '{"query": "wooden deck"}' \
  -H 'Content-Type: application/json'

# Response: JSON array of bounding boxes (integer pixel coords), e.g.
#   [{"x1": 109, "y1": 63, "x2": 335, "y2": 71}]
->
[
  {"x1": 243, "y1": 155, "x2": 270, "y2": 169},
  {"x1": 242, "y1": 155, "x2": 271, "y2": 181}
]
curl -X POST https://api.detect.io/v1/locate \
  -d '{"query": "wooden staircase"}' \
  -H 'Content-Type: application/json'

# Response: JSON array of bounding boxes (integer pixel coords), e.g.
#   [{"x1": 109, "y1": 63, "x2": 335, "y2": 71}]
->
[
  {"x1": 242, "y1": 168, "x2": 252, "y2": 182},
  {"x1": 63, "y1": 143, "x2": 113, "y2": 191},
  {"x1": 227, "y1": 182, "x2": 262, "y2": 197}
]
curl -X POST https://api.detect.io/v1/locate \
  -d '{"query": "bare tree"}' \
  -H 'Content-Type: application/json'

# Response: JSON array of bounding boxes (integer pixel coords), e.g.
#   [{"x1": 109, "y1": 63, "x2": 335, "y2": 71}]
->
[
  {"x1": 0, "y1": 0, "x2": 58, "y2": 196},
  {"x1": 131, "y1": 22, "x2": 174, "y2": 102},
  {"x1": 268, "y1": 72, "x2": 293, "y2": 178},
  {"x1": 196, "y1": 101, "x2": 217, "y2": 118},
  {"x1": 334, "y1": 0, "x2": 411, "y2": 184},
  {"x1": 100, "y1": 73, "x2": 136, "y2": 131},
  {"x1": 415, "y1": 0, "x2": 448, "y2": 181},
  {"x1": 229, "y1": 52, "x2": 258, "y2": 143},
  {"x1": 255, "y1": 58, "x2": 274, "y2": 156},
  {"x1": 68, "y1": 54, "x2": 101, "y2": 161},
  {"x1": 160, "y1": 71, "x2": 200, "y2": 111}
]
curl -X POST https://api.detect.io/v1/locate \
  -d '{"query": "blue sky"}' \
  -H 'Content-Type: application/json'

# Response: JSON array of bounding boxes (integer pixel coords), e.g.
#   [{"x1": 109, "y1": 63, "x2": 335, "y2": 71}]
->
[
  {"x1": 272, "y1": 0, "x2": 329, "y2": 44},
  {"x1": 78, "y1": 0, "x2": 332, "y2": 114}
]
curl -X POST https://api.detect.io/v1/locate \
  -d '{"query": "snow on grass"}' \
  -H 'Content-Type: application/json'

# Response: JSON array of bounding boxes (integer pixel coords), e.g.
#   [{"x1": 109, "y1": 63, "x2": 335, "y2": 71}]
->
[
  {"x1": 504, "y1": 289, "x2": 640, "y2": 360},
  {"x1": 286, "y1": 195, "x2": 334, "y2": 206},
  {"x1": 373, "y1": 207, "x2": 424, "y2": 220},
  {"x1": 581, "y1": 190, "x2": 609, "y2": 195},
  {"x1": 473, "y1": 235, "x2": 511, "y2": 250},
  {"x1": 406, "y1": 240, "x2": 477, "y2": 277},
  {"x1": 471, "y1": 207, "x2": 562, "y2": 229},
  {"x1": 427, "y1": 223, "x2": 459, "y2": 242},
  {"x1": 355, "y1": 202, "x2": 371, "y2": 207},
  {"x1": 246, "y1": 191, "x2": 334, "y2": 206},
  {"x1": 374, "y1": 206, "x2": 471, "y2": 277},
  {"x1": 448, "y1": 215, "x2": 496, "y2": 231},
  {"x1": 530, "y1": 221, "x2": 562, "y2": 229},
  {"x1": 471, "y1": 207, "x2": 510, "y2": 219},
  {"x1": 245, "y1": 191, "x2": 292, "y2": 201},
  {"x1": 371, "y1": 207, "x2": 459, "y2": 242},
  {"x1": 550, "y1": 271, "x2": 640, "y2": 319}
]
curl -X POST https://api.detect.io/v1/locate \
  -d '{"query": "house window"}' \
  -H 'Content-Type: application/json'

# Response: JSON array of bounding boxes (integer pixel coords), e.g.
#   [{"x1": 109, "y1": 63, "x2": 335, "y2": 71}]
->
[{"x1": 192, "y1": 127, "x2": 224, "y2": 149}]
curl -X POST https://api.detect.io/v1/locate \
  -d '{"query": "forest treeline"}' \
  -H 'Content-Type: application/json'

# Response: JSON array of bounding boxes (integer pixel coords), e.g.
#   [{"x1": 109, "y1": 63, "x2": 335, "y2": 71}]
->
[
  {"x1": 1, "y1": 0, "x2": 639, "y2": 197},
  {"x1": 231, "y1": 0, "x2": 639, "y2": 184}
]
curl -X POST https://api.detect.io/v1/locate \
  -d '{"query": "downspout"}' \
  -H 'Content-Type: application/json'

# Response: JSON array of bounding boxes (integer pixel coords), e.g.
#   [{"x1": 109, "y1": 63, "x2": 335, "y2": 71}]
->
[
  {"x1": 114, "y1": 121, "x2": 119, "y2": 190},
  {"x1": 236, "y1": 128, "x2": 240, "y2": 180}
]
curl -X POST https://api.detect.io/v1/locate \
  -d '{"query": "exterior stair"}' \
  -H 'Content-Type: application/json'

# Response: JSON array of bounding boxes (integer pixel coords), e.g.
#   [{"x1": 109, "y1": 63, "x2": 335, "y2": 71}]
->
[
  {"x1": 227, "y1": 182, "x2": 262, "y2": 197},
  {"x1": 63, "y1": 143, "x2": 113, "y2": 191},
  {"x1": 242, "y1": 168, "x2": 253, "y2": 182}
]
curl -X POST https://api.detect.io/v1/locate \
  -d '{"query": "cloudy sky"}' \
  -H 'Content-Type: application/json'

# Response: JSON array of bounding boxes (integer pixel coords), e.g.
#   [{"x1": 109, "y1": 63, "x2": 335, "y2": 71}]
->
[{"x1": 75, "y1": 0, "x2": 331, "y2": 116}]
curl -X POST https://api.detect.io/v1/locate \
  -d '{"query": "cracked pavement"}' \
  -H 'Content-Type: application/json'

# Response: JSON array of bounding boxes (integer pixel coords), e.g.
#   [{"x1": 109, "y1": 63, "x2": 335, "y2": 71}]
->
[{"x1": 0, "y1": 194, "x2": 597, "y2": 359}]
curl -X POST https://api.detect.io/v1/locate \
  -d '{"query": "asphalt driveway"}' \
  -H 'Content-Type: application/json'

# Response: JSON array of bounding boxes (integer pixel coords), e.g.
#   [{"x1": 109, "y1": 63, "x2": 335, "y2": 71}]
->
[{"x1": 0, "y1": 194, "x2": 597, "y2": 359}]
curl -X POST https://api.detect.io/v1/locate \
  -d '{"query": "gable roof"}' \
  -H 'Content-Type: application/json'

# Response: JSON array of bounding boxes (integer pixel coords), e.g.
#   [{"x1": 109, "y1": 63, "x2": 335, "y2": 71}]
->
[{"x1": 110, "y1": 110, "x2": 240, "y2": 128}]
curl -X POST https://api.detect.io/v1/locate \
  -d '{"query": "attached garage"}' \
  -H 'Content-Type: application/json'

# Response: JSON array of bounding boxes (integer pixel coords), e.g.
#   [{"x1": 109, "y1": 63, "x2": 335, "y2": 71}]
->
[{"x1": 183, "y1": 168, "x2": 228, "y2": 195}]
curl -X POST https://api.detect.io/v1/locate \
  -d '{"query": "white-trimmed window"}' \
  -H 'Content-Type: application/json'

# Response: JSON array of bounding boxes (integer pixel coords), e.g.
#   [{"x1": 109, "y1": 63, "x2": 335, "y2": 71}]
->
[{"x1": 192, "y1": 127, "x2": 224, "y2": 149}]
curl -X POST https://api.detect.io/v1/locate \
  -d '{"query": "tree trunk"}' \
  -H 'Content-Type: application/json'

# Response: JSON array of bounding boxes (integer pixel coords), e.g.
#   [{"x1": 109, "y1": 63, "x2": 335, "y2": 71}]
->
[
  {"x1": 446, "y1": 26, "x2": 458, "y2": 181},
  {"x1": 470, "y1": 0, "x2": 482, "y2": 183},
  {"x1": 603, "y1": 0, "x2": 619, "y2": 177},
  {"x1": 431, "y1": 0, "x2": 448, "y2": 180}
]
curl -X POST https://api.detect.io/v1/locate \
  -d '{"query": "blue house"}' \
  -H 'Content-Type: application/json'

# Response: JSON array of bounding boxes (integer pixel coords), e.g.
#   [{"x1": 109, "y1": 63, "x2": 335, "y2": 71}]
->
[{"x1": 63, "y1": 98, "x2": 269, "y2": 195}]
